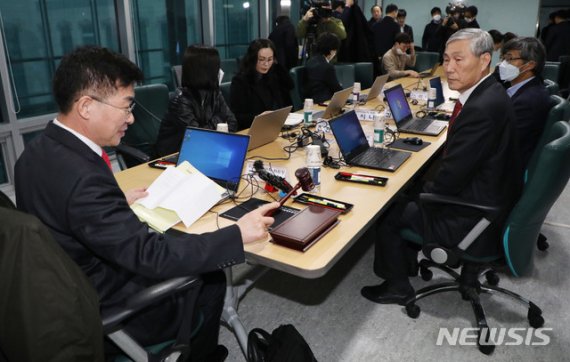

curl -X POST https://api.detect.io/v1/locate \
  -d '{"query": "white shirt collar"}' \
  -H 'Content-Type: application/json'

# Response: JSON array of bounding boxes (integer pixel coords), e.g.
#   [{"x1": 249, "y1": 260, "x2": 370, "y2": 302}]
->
[
  {"x1": 53, "y1": 118, "x2": 103, "y2": 156},
  {"x1": 458, "y1": 73, "x2": 493, "y2": 106}
]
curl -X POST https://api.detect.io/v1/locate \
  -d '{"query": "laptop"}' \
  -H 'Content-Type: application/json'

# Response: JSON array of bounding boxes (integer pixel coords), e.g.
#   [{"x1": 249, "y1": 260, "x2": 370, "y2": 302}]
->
[
  {"x1": 177, "y1": 127, "x2": 250, "y2": 197},
  {"x1": 358, "y1": 74, "x2": 390, "y2": 103},
  {"x1": 329, "y1": 110, "x2": 411, "y2": 172},
  {"x1": 312, "y1": 86, "x2": 353, "y2": 120},
  {"x1": 248, "y1": 106, "x2": 292, "y2": 150},
  {"x1": 419, "y1": 62, "x2": 440, "y2": 78},
  {"x1": 384, "y1": 84, "x2": 447, "y2": 136},
  {"x1": 429, "y1": 76, "x2": 456, "y2": 113}
]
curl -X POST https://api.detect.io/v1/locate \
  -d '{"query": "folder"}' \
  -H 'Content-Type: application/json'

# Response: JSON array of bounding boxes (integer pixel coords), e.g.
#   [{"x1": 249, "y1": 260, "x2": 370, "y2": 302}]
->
[{"x1": 269, "y1": 205, "x2": 341, "y2": 252}]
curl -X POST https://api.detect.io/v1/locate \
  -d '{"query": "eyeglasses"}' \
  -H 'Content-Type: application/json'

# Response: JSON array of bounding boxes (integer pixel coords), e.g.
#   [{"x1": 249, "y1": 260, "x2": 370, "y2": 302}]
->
[
  {"x1": 257, "y1": 58, "x2": 274, "y2": 64},
  {"x1": 88, "y1": 95, "x2": 136, "y2": 115},
  {"x1": 503, "y1": 56, "x2": 524, "y2": 63}
]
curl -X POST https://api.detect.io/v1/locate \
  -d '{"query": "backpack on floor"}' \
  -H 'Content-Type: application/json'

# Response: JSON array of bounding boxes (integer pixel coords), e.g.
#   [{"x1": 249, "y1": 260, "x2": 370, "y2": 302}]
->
[{"x1": 247, "y1": 324, "x2": 317, "y2": 362}]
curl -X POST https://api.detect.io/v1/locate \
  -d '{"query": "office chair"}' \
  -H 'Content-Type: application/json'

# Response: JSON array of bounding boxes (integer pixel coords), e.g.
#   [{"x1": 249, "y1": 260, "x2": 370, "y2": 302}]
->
[
  {"x1": 413, "y1": 51, "x2": 440, "y2": 74},
  {"x1": 0, "y1": 207, "x2": 199, "y2": 362},
  {"x1": 334, "y1": 63, "x2": 355, "y2": 89},
  {"x1": 289, "y1": 66, "x2": 307, "y2": 111},
  {"x1": 117, "y1": 83, "x2": 170, "y2": 169},
  {"x1": 354, "y1": 62, "x2": 374, "y2": 89},
  {"x1": 543, "y1": 79, "x2": 559, "y2": 96},
  {"x1": 220, "y1": 58, "x2": 239, "y2": 83},
  {"x1": 171, "y1": 65, "x2": 182, "y2": 88},
  {"x1": 543, "y1": 62, "x2": 560, "y2": 84},
  {"x1": 220, "y1": 82, "x2": 231, "y2": 106},
  {"x1": 400, "y1": 121, "x2": 570, "y2": 355}
]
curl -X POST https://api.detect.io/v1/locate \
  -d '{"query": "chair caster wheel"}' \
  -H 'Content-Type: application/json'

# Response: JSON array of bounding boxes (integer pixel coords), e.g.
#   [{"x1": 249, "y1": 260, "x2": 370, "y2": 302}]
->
[
  {"x1": 406, "y1": 304, "x2": 420, "y2": 319},
  {"x1": 478, "y1": 342, "x2": 495, "y2": 355},
  {"x1": 420, "y1": 267, "x2": 433, "y2": 281},
  {"x1": 485, "y1": 271, "x2": 499, "y2": 286},
  {"x1": 537, "y1": 235, "x2": 549, "y2": 251}
]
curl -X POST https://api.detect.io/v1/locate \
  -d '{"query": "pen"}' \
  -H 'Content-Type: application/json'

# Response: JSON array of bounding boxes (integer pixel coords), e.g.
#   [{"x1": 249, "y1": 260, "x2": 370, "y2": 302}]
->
[
  {"x1": 339, "y1": 172, "x2": 378, "y2": 182},
  {"x1": 306, "y1": 197, "x2": 346, "y2": 209}
]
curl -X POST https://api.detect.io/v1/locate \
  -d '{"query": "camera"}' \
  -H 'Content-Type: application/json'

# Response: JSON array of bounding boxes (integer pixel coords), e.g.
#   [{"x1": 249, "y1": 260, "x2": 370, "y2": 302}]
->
[{"x1": 302, "y1": 0, "x2": 333, "y2": 23}]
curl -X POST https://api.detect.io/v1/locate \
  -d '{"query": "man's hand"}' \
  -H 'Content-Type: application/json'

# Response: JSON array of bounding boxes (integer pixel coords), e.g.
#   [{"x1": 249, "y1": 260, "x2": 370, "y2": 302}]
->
[
  {"x1": 124, "y1": 187, "x2": 148, "y2": 205},
  {"x1": 236, "y1": 202, "x2": 279, "y2": 243},
  {"x1": 407, "y1": 70, "x2": 420, "y2": 78}
]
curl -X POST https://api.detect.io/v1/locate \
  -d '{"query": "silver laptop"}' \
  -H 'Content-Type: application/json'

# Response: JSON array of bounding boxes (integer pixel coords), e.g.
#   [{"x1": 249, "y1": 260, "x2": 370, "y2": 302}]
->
[
  {"x1": 312, "y1": 86, "x2": 353, "y2": 120},
  {"x1": 419, "y1": 62, "x2": 440, "y2": 78},
  {"x1": 359, "y1": 74, "x2": 390, "y2": 103},
  {"x1": 384, "y1": 84, "x2": 447, "y2": 136},
  {"x1": 248, "y1": 106, "x2": 292, "y2": 150}
]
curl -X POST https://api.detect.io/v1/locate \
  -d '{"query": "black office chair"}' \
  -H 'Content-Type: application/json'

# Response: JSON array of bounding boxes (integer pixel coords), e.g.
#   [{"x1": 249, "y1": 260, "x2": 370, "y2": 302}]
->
[
  {"x1": 220, "y1": 81, "x2": 231, "y2": 106},
  {"x1": 289, "y1": 66, "x2": 307, "y2": 111},
  {"x1": 400, "y1": 121, "x2": 570, "y2": 355},
  {"x1": 171, "y1": 65, "x2": 182, "y2": 88},
  {"x1": 543, "y1": 79, "x2": 559, "y2": 96},
  {"x1": 0, "y1": 207, "x2": 198, "y2": 362},
  {"x1": 354, "y1": 62, "x2": 374, "y2": 90},
  {"x1": 334, "y1": 63, "x2": 355, "y2": 89},
  {"x1": 413, "y1": 51, "x2": 440, "y2": 73}
]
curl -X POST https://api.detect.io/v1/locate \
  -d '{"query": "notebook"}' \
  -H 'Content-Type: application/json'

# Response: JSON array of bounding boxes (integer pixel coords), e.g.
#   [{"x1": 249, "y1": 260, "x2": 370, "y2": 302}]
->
[
  {"x1": 429, "y1": 76, "x2": 456, "y2": 112},
  {"x1": 359, "y1": 74, "x2": 390, "y2": 103},
  {"x1": 312, "y1": 86, "x2": 354, "y2": 120},
  {"x1": 419, "y1": 62, "x2": 440, "y2": 78},
  {"x1": 329, "y1": 110, "x2": 411, "y2": 172},
  {"x1": 384, "y1": 84, "x2": 447, "y2": 136},
  {"x1": 248, "y1": 106, "x2": 292, "y2": 150},
  {"x1": 177, "y1": 127, "x2": 250, "y2": 197}
]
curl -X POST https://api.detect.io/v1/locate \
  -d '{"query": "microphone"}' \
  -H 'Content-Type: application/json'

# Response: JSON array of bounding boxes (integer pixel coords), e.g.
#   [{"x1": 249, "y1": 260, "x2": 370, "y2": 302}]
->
[
  {"x1": 266, "y1": 167, "x2": 314, "y2": 216},
  {"x1": 253, "y1": 160, "x2": 293, "y2": 193}
]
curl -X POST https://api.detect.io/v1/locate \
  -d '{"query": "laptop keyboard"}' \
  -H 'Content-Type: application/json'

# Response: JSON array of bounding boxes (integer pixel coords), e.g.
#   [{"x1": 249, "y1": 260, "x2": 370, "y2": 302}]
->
[
  {"x1": 354, "y1": 148, "x2": 396, "y2": 164},
  {"x1": 405, "y1": 120, "x2": 430, "y2": 131}
]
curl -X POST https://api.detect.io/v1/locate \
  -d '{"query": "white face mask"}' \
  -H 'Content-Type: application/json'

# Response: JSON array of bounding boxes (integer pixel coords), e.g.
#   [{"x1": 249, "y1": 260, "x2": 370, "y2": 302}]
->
[
  {"x1": 465, "y1": 17, "x2": 473, "y2": 23},
  {"x1": 499, "y1": 60, "x2": 522, "y2": 82},
  {"x1": 396, "y1": 48, "x2": 406, "y2": 55},
  {"x1": 433, "y1": 14, "x2": 441, "y2": 22}
]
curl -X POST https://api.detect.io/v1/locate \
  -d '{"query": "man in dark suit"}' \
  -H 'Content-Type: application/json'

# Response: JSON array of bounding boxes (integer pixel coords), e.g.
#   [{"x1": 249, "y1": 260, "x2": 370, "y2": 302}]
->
[
  {"x1": 361, "y1": 29, "x2": 523, "y2": 304},
  {"x1": 15, "y1": 46, "x2": 278, "y2": 361},
  {"x1": 544, "y1": 9, "x2": 570, "y2": 62},
  {"x1": 305, "y1": 32, "x2": 342, "y2": 103},
  {"x1": 396, "y1": 9, "x2": 414, "y2": 43},
  {"x1": 372, "y1": 4, "x2": 400, "y2": 63},
  {"x1": 499, "y1": 37, "x2": 552, "y2": 169},
  {"x1": 422, "y1": 7, "x2": 444, "y2": 53}
]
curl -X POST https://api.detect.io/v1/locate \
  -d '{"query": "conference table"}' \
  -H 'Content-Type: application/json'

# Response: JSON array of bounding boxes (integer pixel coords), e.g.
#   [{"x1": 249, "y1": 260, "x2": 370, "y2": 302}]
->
[{"x1": 115, "y1": 71, "x2": 454, "y2": 354}]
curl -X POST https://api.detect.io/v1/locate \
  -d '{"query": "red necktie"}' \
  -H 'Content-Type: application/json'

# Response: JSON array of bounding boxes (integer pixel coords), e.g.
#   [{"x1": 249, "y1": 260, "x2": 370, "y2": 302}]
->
[
  {"x1": 448, "y1": 101, "x2": 463, "y2": 135},
  {"x1": 101, "y1": 150, "x2": 112, "y2": 171}
]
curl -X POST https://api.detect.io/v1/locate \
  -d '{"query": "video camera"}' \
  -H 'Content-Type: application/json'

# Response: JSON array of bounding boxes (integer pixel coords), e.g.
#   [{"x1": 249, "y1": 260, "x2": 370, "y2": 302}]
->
[{"x1": 301, "y1": 0, "x2": 333, "y2": 23}]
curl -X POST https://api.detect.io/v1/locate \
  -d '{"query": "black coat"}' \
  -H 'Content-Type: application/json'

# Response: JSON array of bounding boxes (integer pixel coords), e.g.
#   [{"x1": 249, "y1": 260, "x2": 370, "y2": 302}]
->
[
  {"x1": 544, "y1": 20, "x2": 570, "y2": 62},
  {"x1": 400, "y1": 24, "x2": 414, "y2": 43},
  {"x1": 156, "y1": 87, "x2": 237, "y2": 157},
  {"x1": 268, "y1": 21, "x2": 298, "y2": 70},
  {"x1": 423, "y1": 76, "x2": 523, "y2": 256},
  {"x1": 338, "y1": 4, "x2": 376, "y2": 63},
  {"x1": 304, "y1": 54, "x2": 342, "y2": 104},
  {"x1": 422, "y1": 21, "x2": 445, "y2": 53},
  {"x1": 510, "y1": 77, "x2": 552, "y2": 168},
  {"x1": 230, "y1": 64, "x2": 293, "y2": 130},
  {"x1": 372, "y1": 16, "x2": 400, "y2": 57}
]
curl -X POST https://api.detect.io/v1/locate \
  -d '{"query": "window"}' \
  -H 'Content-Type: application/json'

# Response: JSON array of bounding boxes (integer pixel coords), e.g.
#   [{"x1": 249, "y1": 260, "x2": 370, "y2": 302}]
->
[
  {"x1": 214, "y1": 0, "x2": 260, "y2": 59},
  {"x1": 1, "y1": 0, "x2": 119, "y2": 119},
  {"x1": 132, "y1": 0, "x2": 202, "y2": 88}
]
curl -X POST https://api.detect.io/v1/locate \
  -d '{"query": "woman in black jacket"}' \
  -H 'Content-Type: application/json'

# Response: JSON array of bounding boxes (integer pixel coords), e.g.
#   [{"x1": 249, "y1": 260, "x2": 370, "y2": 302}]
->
[
  {"x1": 230, "y1": 39, "x2": 294, "y2": 130},
  {"x1": 156, "y1": 45, "x2": 237, "y2": 157}
]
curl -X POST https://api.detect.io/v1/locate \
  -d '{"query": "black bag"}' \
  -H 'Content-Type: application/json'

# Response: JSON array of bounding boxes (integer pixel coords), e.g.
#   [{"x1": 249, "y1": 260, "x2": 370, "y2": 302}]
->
[{"x1": 247, "y1": 324, "x2": 317, "y2": 362}]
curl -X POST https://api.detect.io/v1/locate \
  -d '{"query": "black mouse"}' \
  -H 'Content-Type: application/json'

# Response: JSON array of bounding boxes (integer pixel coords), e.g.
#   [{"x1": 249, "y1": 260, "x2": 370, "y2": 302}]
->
[
  {"x1": 403, "y1": 137, "x2": 423, "y2": 146},
  {"x1": 411, "y1": 99, "x2": 419, "y2": 105}
]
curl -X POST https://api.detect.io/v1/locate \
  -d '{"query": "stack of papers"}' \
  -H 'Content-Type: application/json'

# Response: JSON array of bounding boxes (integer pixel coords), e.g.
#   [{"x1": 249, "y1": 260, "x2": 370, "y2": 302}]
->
[{"x1": 131, "y1": 161, "x2": 224, "y2": 232}]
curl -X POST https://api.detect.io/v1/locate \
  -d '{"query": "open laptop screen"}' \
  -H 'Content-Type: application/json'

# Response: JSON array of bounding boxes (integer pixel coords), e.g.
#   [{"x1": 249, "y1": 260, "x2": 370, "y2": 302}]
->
[
  {"x1": 329, "y1": 111, "x2": 369, "y2": 160},
  {"x1": 429, "y1": 77, "x2": 445, "y2": 107},
  {"x1": 177, "y1": 128, "x2": 250, "y2": 192},
  {"x1": 384, "y1": 84, "x2": 412, "y2": 124}
]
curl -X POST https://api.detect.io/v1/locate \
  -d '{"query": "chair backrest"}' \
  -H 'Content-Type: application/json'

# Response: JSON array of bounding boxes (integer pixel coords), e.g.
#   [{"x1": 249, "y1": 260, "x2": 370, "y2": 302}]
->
[
  {"x1": 526, "y1": 95, "x2": 569, "y2": 181},
  {"x1": 414, "y1": 51, "x2": 440, "y2": 73},
  {"x1": 543, "y1": 79, "x2": 559, "y2": 96},
  {"x1": 220, "y1": 81, "x2": 231, "y2": 105},
  {"x1": 334, "y1": 63, "x2": 355, "y2": 89},
  {"x1": 0, "y1": 208, "x2": 104, "y2": 361},
  {"x1": 221, "y1": 58, "x2": 239, "y2": 83},
  {"x1": 172, "y1": 65, "x2": 182, "y2": 88},
  {"x1": 503, "y1": 121, "x2": 570, "y2": 277},
  {"x1": 354, "y1": 62, "x2": 374, "y2": 89},
  {"x1": 289, "y1": 66, "x2": 307, "y2": 111},
  {"x1": 121, "y1": 83, "x2": 170, "y2": 166},
  {"x1": 543, "y1": 62, "x2": 560, "y2": 83}
]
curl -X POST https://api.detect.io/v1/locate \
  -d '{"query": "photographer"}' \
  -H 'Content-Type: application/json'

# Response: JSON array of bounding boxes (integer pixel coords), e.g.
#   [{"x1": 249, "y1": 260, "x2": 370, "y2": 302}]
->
[{"x1": 296, "y1": 0, "x2": 347, "y2": 58}]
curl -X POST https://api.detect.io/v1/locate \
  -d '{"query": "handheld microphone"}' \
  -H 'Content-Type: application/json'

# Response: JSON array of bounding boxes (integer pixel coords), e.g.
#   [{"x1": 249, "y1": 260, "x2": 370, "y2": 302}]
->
[
  {"x1": 266, "y1": 167, "x2": 314, "y2": 216},
  {"x1": 253, "y1": 160, "x2": 293, "y2": 193}
]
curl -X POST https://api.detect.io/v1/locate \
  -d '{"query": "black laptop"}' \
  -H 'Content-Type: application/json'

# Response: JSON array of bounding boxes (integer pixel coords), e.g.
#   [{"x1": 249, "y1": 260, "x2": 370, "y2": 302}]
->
[
  {"x1": 384, "y1": 84, "x2": 447, "y2": 136},
  {"x1": 329, "y1": 111, "x2": 411, "y2": 172}
]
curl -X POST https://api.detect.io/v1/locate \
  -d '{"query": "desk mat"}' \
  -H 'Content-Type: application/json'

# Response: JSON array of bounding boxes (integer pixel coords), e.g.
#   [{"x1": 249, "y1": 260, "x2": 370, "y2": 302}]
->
[{"x1": 389, "y1": 139, "x2": 431, "y2": 152}]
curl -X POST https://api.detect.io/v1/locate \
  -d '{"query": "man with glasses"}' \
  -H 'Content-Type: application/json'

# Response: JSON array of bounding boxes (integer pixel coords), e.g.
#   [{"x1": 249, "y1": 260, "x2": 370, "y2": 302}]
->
[
  {"x1": 499, "y1": 37, "x2": 552, "y2": 169},
  {"x1": 15, "y1": 46, "x2": 278, "y2": 361}
]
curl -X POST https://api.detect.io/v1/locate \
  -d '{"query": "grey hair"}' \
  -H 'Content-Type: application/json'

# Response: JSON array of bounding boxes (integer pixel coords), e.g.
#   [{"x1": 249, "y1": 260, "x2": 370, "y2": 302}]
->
[
  {"x1": 502, "y1": 37, "x2": 546, "y2": 76},
  {"x1": 447, "y1": 28, "x2": 494, "y2": 57}
]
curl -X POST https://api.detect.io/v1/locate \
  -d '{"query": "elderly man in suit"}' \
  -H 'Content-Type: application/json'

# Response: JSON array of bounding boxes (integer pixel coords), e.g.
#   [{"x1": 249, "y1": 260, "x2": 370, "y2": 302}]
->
[
  {"x1": 15, "y1": 46, "x2": 278, "y2": 361},
  {"x1": 361, "y1": 29, "x2": 523, "y2": 304},
  {"x1": 499, "y1": 36, "x2": 552, "y2": 169}
]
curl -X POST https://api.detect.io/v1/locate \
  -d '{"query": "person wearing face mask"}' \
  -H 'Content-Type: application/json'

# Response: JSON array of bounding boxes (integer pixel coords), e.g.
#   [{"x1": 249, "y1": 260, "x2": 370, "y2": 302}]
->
[
  {"x1": 463, "y1": 6, "x2": 480, "y2": 29},
  {"x1": 304, "y1": 32, "x2": 343, "y2": 103},
  {"x1": 422, "y1": 7, "x2": 445, "y2": 53},
  {"x1": 500, "y1": 37, "x2": 552, "y2": 169},
  {"x1": 382, "y1": 32, "x2": 420, "y2": 80},
  {"x1": 230, "y1": 39, "x2": 294, "y2": 130}
]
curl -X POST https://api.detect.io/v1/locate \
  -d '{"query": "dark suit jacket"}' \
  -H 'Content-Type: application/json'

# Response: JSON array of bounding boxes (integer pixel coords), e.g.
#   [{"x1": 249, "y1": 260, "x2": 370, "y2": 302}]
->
[
  {"x1": 268, "y1": 21, "x2": 298, "y2": 70},
  {"x1": 304, "y1": 55, "x2": 342, "y2": 104},
  {"x1": 423, "y1": 76, "x2": 523, "y2": 256},
  {"x1": 545, "y1": 20, "x2": 570, "y2": 62},
  {"x1": 230, "y1": 64, "x2": 293, "y2": 130},
  {"x1": 15, "y1": 122, "x2": 245, "y2": 309},
  {"x1": 400, "y1": 24, "x2": 414, "y2": 43},
  {"x1": 422, "y1": 21, "x2": 444, "y2": 53},
  {"x1": 372, "y1": 16, "x2": 400, "y2": 57},
  {"x1": 510, "y1": 77, "x2": 552, "y2": 168}
]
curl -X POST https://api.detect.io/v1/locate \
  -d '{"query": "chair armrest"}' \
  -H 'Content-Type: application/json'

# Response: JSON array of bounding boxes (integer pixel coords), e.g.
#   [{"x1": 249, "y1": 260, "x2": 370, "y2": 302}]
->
[
  {"x1": 102, "y1": 276, "x2": 199, "y2": 332},
  {"x1": 419, "y1": 193, "x2": 500, "y2": 217},
  {"x1": 115, "y1": 143, "x2": 151, "y2": 163}
]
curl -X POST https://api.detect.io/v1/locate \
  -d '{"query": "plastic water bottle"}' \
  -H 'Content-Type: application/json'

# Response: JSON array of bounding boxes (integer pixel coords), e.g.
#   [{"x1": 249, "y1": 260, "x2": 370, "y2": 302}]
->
[
  {"x1": 352, "y1": 82, "x2": 361, "y2": 108},
  {"x1": 303, "y1": 98, "x2": 313, "y2": 126},
  {"x1": 306, "y1": 145, "x2": 322, "y2": 194},
  {"x1": 427, "y1": 87, "x2": 437, "y2": 110},
  {"x1": 373, "y1": 114, "x2": 385, "y2": 148}
]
